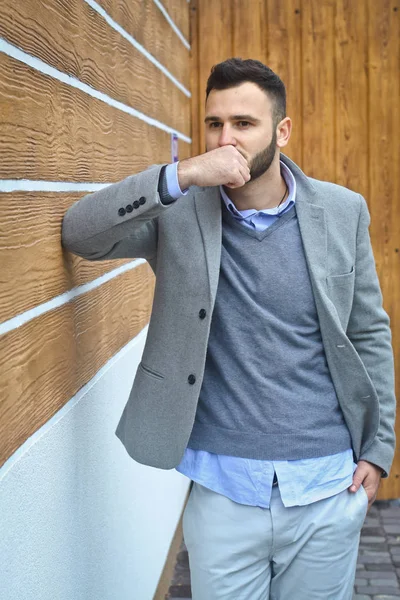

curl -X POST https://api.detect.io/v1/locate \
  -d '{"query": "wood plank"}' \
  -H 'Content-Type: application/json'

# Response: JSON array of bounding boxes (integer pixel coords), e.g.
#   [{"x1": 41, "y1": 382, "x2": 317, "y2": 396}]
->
[
  {"x1": 189, "y1": 0, "x2": 200, "y2": 157},
  {"x1": 266, "y1": 0, "x2": 303, "y2": 168},
  {"x1": 0, "y1": 192, "x2": 137, "y2": 323},
  {"x1": 98, "y1": 0, "x2": 190, "y2": 91},
  {"x1": 0, "y1": 263, "x2": 155, "y2": 466},
  {"x1": 0, "y1": 0, "x2": 190, "y2": 137},
  {"x1": 301, "y1": 0, "x2": 336, "y2": 181},
  {"x1": 160, "y1": 0, "x2": 190, "y2": 41},
  {"x1": 334, "y1": 0, "x2": 368, "y2": 198},
  {"x1": 368, "y1": 0, "x2": 400, "y2": 500},
  {"x1": 197, "y1": 0, "x2": 233, "y2": 153},
  {"x1": 232, "y1": 0, "x2": 267, "y2": 63},
  {"x1": 0, "y1": 52, "x2": 190, "y2": 181}
]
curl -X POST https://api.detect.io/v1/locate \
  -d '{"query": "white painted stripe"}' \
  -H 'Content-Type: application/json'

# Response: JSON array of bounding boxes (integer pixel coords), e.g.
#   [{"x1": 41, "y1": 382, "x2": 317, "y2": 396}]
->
[
  {"x1": 84, "y1": 0, "x2": 191, "y2": 96},
  {"x1": 0, "y1": 38, "x2": 191, "y2": 143},
  {"x1": 0, "y1": 324, "x2": 149, "y2": 480},
  {"x1": 153, "y1": 0, "x2": 190, "y2": 50},
  {"x1": 0, "y1": 258, "x2": 146, "y2": 336},
  {"x1": 0, "y1": 180, "x2": 110, "y2": 193}
]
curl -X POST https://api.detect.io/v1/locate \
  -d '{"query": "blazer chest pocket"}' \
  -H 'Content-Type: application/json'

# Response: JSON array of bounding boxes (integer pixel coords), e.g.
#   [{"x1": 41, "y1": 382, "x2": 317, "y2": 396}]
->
[
  {"x1": 138, "y1": 362, "x2": 165, "y2": 381},
  {"x1": 326, "y1": 265, "x2": 355, "y2": 287},
  {"x1": 326, "y1": 266, "x2": 355, "y2": 329}
]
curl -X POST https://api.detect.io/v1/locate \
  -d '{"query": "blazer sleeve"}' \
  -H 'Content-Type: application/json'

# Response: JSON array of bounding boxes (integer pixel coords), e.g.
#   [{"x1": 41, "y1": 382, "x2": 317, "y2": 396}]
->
[
  {"x1": 347, "y1": 194, "x2": 397, "y2": 477},
  {"x1": 61, "y1": 163, "x2": 174, "y2": 262}
]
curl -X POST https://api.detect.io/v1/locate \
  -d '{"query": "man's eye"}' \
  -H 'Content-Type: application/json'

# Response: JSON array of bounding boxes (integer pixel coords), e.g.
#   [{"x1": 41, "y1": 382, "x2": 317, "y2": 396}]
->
[
  {"x1": 238, "y1": 121, "x2": 250, "y2": 127},
  {"x1": 210, "y1": 122, "x2": 221, "y2": 128}
]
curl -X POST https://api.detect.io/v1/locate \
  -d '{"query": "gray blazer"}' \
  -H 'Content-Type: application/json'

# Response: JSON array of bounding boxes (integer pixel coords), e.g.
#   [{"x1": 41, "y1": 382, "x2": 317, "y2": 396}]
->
[{"x1": 61, "y1": 153, "x2": 396, "y2": 476}]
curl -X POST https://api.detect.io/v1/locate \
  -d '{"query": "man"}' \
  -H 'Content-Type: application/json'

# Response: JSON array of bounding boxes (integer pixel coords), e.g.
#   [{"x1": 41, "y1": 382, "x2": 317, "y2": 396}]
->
[{"x1": 62, "y1": 58, "x2": 396, "y2": 599}]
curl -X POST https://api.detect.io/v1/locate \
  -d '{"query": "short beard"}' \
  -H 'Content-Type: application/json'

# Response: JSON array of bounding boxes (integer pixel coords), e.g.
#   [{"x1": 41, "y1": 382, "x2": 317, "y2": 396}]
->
[{"x1": 247, "y1": 129, "x2": 277, "y2": 183}]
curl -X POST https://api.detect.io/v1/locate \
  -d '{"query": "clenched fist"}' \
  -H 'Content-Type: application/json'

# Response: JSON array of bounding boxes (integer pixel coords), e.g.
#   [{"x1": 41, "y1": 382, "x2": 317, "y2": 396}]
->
[{"x1": 177, "y1": 146, "x2": 251, "y2": 190}]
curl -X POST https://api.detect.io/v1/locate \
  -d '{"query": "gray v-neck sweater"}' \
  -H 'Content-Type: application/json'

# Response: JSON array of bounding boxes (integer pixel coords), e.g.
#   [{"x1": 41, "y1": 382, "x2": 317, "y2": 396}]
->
[{"x1": 187, "y1": 201, "x2": 352, "y2": 460}]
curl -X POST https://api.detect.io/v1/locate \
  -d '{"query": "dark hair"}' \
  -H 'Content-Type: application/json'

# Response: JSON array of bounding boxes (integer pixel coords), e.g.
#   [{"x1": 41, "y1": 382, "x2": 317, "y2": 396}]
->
[{"x1": 206, "y1": 58, "x2": 286, "y2": 126}]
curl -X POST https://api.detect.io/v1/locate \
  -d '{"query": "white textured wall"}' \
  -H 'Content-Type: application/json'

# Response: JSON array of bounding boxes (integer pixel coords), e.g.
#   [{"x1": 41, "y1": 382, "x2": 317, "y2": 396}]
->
[{"x1": 0, "y1": 327, "x2": 190, "y2": 600}]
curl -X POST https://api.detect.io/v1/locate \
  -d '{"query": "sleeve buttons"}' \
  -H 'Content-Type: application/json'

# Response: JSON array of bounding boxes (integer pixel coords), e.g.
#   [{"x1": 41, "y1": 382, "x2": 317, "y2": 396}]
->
[
  {"x1": 199, "y1": 309, "x2": 207, "y2": 319},
  {"x1": 188, "y1": 374, "x2": 196, "y2": 385},
  {"x1": 119, "y1": 199, "x2": 144, "y2": 215}
]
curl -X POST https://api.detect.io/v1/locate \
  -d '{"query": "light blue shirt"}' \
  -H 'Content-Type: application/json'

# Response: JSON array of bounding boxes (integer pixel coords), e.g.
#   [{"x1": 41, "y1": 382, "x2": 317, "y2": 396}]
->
[{"x1": 164, "y1": 160, "x2": 357, "y2": 508}]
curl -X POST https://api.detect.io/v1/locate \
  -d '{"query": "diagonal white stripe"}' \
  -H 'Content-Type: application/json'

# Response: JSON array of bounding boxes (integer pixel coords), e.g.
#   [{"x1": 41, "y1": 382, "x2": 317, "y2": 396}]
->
[
  {"x1": 153, "y1": 0, "x2": 191, "y2": 50},
  {"x1": 0, "y1": 180, "x2": 111, "y2": 193},
  {"x1": 0, "y1": 38, "x2": 191, "y2": 143},
  {"x1": 0, "y1": 259, "x2": 146, "y2": 336},
  {"x1": 84, "y1": 0, "x2": 190, "y2": 96}
]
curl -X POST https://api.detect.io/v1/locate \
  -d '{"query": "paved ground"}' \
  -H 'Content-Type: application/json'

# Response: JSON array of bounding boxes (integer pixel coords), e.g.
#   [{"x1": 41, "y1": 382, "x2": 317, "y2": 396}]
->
[{"x1": 165, "y1": 498, "x2": 400, "y2": 600}]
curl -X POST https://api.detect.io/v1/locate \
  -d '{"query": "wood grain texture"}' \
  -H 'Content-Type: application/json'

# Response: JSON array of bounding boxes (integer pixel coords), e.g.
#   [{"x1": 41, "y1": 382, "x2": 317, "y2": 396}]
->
[
  {"x1": 0, "y1": 52, "x2": 190, "y2": 181},
  {"x1": 367, "y1": 0, "x2": 400, "y2": 498},
  {"x1": 266, "y1": 0, "x2": 303, "y2": 167},
  {"x1": 0, "y1": 0, "x2": 190, "y2": 137},
  {"x1": 97, "y1": 0, "x2": 190, "y2": 90},
  {"x1": 189, "y1": 0, "x2": 200, "y2": 156},
  {"x1": 334, "y1": 0, "x2": 368, "y2": 198},
  {"x1": 160, "y1": 0, "x2": 190, "y2": 41},
  {"x1": 302, "y1": 0, "x2": 336, "y2": 181},
  {"x1": 0, "y1": 263, "x2": 155, "y2": 467},
  {"x1": 0, "y1": 192, "x2": 137, "y2": 323},
  {"x1": 197, "y1": 0, "x2": 233, "y2": 153},
  {"x1": 232, "y1": 0, "x2": 267, "y2": 63}
]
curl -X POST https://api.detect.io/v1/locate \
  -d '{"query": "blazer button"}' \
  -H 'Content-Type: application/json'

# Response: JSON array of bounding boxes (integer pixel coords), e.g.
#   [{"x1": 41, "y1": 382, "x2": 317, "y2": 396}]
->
[
  {"x1": 133, "y1": 200, "x2": 140, "y2": 209},
  {"x1": 199, "y1": 309, "x2": 206, "y2": 319},
  {"x1": 139, "y1": 196, "x2": 146, "y2": 205},
  {"x1": 126, "y1": 204, "x2": 133, "y2": 213},
  {"x1": 118, "y1": 207, "x2": 126, "y2": 217},
  {"x1": 188, "y1": 374, "x2": 196, "y2": 385}
]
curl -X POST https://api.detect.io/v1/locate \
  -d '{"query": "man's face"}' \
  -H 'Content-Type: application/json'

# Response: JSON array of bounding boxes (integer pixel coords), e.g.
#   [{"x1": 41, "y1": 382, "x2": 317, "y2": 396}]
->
[{"x1": 205, "y1": 82, "x2": 278, "y2": 182}]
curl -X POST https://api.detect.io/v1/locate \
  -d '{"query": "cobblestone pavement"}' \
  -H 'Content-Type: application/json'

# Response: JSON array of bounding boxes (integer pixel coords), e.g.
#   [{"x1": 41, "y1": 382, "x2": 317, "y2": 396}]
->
[{"x1": 165, "y1": 499, "x2": 400, "y2": 600}]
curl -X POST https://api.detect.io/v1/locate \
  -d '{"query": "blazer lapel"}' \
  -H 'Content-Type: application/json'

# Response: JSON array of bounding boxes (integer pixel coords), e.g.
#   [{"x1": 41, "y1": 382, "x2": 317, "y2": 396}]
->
[
  {"x1": 280, "y1": 153, "x2": 328, "y2": 293},
  {"x1": 285, "y1": 153, "x2": 343, "y2": 330},
  {"x1": 194, "y1": 186, "x2": 222, "y2": 306},
  {"x1": 296, "y1": 199, "x2": 328, "y2": 292}
]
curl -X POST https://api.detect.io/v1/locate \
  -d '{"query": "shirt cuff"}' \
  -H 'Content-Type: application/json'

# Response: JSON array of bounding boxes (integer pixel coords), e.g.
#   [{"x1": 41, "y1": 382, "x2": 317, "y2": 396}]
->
[{"x1": 165, "y1": 162, "x2": 189, "y2": 198}]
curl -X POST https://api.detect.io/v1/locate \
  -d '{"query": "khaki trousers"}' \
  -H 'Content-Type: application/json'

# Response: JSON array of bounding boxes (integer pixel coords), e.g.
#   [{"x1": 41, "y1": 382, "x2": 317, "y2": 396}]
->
[{"x1": 183, "y1": 481, "x2": 368, "y2": 600}]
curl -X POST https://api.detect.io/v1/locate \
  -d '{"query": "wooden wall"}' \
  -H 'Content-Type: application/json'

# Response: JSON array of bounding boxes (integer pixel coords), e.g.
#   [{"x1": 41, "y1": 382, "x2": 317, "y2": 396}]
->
[
  {"x1": 191, "y1": 0, "x2": 399, "y2": 499},
  {"x1": 1, "y1": 0, "x2": 398, "y2": 501},
  {"x1": 0, "y1": 0, "x2": 191, "y2": 466}
]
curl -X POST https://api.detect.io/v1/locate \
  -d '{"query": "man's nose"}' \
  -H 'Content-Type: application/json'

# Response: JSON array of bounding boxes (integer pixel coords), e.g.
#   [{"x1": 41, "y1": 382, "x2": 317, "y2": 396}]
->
[{"x1": 218, "y1": 125, "x2": 236, "y2": 147}]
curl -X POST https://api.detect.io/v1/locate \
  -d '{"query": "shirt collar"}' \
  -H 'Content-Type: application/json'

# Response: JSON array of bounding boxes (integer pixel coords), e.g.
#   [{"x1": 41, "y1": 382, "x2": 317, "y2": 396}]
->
[{"x1": 220, "y1": 159, "x2": 296, "y2": 220}]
